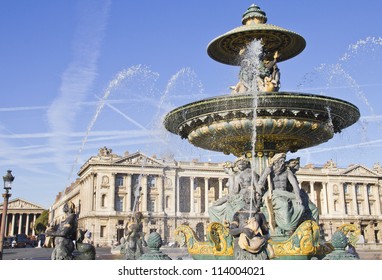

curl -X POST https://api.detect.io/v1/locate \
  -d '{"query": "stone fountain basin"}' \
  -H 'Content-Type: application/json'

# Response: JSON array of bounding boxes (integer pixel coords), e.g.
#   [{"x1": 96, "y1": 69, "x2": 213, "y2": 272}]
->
[{"x1": 163, "y1": 92, "x2": 360, "y2": 156}]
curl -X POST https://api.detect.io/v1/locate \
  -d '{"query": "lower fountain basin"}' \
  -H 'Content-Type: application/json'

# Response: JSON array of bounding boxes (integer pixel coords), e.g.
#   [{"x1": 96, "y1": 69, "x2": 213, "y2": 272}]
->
[{"x1": 163, "y1": 92, "x2": 360, "y2": 156}]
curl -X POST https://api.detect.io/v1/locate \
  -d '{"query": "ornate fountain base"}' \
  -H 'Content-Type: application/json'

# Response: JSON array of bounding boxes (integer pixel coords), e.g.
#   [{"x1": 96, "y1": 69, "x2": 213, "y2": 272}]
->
[
  {"x1": 174, "y1": 222, "x2": 234, "y2": 260},
  {"x1": 174, "y1": 220, "x2": 330, "y2": 260}
]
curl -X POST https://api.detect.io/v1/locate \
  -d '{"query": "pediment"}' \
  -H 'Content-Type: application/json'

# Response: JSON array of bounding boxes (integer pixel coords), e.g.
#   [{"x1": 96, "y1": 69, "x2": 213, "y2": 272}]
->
[
  {"x1": 342, "y1": 165, "x2": 379, "y2": 177},
  {"x1": 114, "y1": 152, "x2": 164, "y2": 167},
  {"x1": 1, "y1": 198, "x2": 46, "y2": 210}
]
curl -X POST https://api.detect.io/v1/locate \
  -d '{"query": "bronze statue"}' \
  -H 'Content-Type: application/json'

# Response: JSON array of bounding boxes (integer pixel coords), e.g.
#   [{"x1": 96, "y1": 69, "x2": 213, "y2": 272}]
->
[
  {"x1": 257, "y1": 153, "x2": 318, "y2": 235},
  {"x1": 208, "y1": 157, "x2": 260, "y2": 223},
  {"x1": 47, "y1": 202, "x2": 77, "y2": 260},
  {"x1": 46, "y1": 202, "x2": 96, "y2": 260},
  {"x1": 124, "y1": 211, "x2": 145, "y2": 260}
]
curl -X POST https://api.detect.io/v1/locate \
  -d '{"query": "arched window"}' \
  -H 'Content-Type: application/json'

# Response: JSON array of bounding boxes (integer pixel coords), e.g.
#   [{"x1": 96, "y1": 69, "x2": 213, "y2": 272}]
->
[
  {"x1": 334, "y1": 200, "x2": 339, "y2": 212},
  {"x1": 101, "y1": 194, "x2": 107, "y2": 207}
]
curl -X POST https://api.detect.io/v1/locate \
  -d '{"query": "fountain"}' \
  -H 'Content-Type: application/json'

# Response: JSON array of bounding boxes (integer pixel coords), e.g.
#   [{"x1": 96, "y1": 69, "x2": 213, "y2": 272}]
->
[{"x1": 163, "y1": 4, "x2": 360, "y2": 260}]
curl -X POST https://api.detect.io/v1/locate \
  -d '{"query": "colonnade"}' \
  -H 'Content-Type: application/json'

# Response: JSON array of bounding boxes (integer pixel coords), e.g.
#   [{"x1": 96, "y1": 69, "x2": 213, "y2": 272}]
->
[
  {"x1": 113, "y1": 174, "x2": 227, "y2": 215},
  {"x1": 0, "y1": 212, "x2": 40, "y2": 237},
  {"x1": 300, "y1": 181, "x2": 382, "y2": 217}
]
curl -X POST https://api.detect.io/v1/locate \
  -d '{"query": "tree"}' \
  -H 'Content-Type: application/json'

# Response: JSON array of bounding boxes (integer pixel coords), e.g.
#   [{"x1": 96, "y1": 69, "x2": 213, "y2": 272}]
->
[{"x1": 34, "y1": 210, "x2": 49, "y2": 234}]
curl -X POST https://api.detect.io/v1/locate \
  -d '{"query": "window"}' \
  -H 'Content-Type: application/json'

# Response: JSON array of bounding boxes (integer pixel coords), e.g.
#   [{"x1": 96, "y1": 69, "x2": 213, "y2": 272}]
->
[
  {"x1": 148, "y1": 175, "x2": 156, "y2": 188},
  {"x1": 101, "y1": 194, "x2": 107, "y2": 207},
  {"x1": 355, "y1": 185, "x2": 361, "y2": 195},
  {"x1": 100, "y1": 226, "x2": 106, "y2": 238},
  {"x1": 370, "y1": 202, "x2": 375, "y2": 215},
  {"x1": 357, "y1": 202, "x2": 362, "y2": 215},
  {"x1": 115, "y1": 175, "x2": 124, "y2": 187},
  {"x1": 367, "y1": 185, "x2": 372, "y2": 195},
  {"x1": 334, "y1": 200, "x2": 338, "y2": 212},
  {"x1": 343, "y1": 184, "x2": 348, "y2": 194},
  {"x1": 148, "y1": 199, "x2": 156, "y2": 212},
  {"x1": 116, "y1": 196, "x2": 124, "y2": 212}
]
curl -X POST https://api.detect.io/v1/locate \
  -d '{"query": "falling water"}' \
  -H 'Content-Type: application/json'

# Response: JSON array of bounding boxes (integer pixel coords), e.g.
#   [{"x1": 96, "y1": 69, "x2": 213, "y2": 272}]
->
[
  {"x1": 152, "y1": 67, "x2": 205, "y2": 161},
  {"x1": 66, "y1": 65, "x2": 153, "y2": 185},
  {"x1": 340, "y1": 37, "x2": 382, "y2": 62},
  {"x1": 132, "y1": 155, "x2": 148, "y2": 212},
  {"x1": 296, "y1": 36, "x2": 382, "y2": 166},
  {"x1": 239, "y1": 39, "x2": 264, "y2": 216}
]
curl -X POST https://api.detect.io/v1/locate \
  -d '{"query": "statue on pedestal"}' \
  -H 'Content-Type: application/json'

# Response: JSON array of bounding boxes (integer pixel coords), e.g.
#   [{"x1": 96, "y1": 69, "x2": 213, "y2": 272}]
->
[
  {"x1": 124, "y1": 211, "x2": 145, "y2": 260},
  {"x1": 257, "y1": 153, "x2": 318, "y2": 235},
  {"x1": 208, "y1": 157, "x2": 260, "y2": 223}
]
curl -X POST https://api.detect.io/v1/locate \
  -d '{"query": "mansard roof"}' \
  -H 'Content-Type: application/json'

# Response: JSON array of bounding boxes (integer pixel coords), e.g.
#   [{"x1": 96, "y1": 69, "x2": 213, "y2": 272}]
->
[
  {"x1": 0, "y1": 198, "x2": 46, "y2": 211},
  {"x1": 341, "y1": 164, "x2": 380, "y2": 177}
]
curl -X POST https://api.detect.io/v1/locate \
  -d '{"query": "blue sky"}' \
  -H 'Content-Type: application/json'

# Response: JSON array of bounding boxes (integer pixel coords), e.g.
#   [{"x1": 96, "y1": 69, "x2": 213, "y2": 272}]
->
[{"x1": 0, "y1": 0, "x2": 381, "y2": 209}]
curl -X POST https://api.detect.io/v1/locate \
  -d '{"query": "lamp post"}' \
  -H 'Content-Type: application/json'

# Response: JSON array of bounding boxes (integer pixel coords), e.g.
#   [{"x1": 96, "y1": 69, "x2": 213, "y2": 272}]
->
[{"x1": 0, "y1": 170, "x2": 15, "y2": 260}]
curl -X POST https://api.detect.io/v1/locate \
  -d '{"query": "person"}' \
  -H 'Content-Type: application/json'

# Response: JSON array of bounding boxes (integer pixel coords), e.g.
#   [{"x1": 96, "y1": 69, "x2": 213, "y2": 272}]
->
[
  {"x1": 11, "y1": 239, "x2": 16, "y2": 248},
  {"x1": 46, "y1": 202, "x2": 77, "y2": 260},
  {"x1": 257, "y1": 153, "x2": 305, "y2": 234}
]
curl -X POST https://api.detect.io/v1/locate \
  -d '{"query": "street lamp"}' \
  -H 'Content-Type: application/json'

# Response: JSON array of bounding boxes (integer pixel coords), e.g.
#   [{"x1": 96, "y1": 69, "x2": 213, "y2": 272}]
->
[{"x1": 0, "y1": 170, "x2": 15, "y2": 260}]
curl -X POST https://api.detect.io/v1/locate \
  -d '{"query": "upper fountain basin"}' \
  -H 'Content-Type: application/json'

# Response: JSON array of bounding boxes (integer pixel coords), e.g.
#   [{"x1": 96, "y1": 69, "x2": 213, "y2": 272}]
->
[
  {"x1": 163, "y1": 92, "x2": 360, "y2": 157},
  {"x1": 207, "y1": 23, "x2": 306, "y2": 65}
]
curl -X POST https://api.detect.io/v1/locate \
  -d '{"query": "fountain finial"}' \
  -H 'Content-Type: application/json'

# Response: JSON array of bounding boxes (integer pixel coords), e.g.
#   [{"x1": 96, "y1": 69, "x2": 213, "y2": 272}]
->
[{"x1": 242, "y1": 4, "x2": 267, "y2": 25}]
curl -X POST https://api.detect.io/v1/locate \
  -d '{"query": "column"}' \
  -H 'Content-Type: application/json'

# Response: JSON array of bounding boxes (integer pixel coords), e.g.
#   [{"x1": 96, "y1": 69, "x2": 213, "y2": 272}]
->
[
  {"x1": 309, "y1": 181, "x2": 316, "y2": 205},
  {"x1": 322, "y1": 182, "x2": 328, "y2": 215},
  {"x1": 190, "y1": 177, "x2": 195, "y2": 214},
  {"x1": 25, "y1": 214, "x2": 30, "y2": 235},
  {"x1": 218, "y1": 178, "x2": 223, "y2": 199},
  {"x1": 351, "y1": 183, "x2": 358, "y2": 215},
  {"x1": 157, "y1": 175, "x2": 164, "y2": 213},
  {"x1": 339, "y1": 182, "x2": 346, "y2": 214},
  {"x1": 176, "y1": 176, "x2": 180, "y2": 215},
  {"x1": 10, "y1": 214, "x2": 15, "y2": 236},
  {"x1": 126, "y1": 174, "x2": 132, "y2": 212},
  {"x1": 204, "y1": 178, "x2": 209, "y2": 213},
  {"x1": 327, "y1": 182, "x2": 334, "y2": 214},
  {"x1": 32, "y1": 214, "x2": 36, "y2": 236},
  {"x1": 18, "y1": 214, "x2": 23, "y2": 234},
  {"x1": 110, "y1": 173, "x2": 116, "y2": 211},
  {"x1": 92, "y1": 174, "x2": 97, "y2": 211},
  {"x1": 375, "y1": 184, "x2": 382, "y2": 215},
  {"x1": 364, "y1": 184, "x2": 370, "y2": 215},
  {"x1": 141, "y1": 175, "x2": 148, "y2": 212}
]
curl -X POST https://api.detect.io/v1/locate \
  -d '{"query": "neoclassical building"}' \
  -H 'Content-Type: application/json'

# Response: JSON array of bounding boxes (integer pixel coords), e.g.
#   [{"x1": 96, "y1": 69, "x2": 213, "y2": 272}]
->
[
  {"x1": 0, "y1": 198, "x2": 46, "y2": 237},
  {"x1": 50, "y1": 147, "x2": 382, "y2": 248}
]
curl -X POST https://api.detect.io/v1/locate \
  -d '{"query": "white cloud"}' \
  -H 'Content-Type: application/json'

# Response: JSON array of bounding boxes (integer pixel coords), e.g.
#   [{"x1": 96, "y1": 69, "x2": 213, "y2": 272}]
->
[{"x1": 46, "y1": 0, "x2": 111, "y2": 173}]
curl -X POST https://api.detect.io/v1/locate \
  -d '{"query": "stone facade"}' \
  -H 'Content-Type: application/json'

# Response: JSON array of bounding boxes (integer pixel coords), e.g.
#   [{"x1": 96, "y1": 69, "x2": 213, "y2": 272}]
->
[
  {"x1": 0, "y1": 198, "x2": 45, "y2": 237},
  {"x1": 50, "y1": 147, "x2": 382, "y2": 248}
]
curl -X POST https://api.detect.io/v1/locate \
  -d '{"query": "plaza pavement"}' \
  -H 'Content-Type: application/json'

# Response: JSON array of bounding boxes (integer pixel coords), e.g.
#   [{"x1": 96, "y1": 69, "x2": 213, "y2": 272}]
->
[{"x1": 1, "y1": 246, "x2": 380, "y2": 260}]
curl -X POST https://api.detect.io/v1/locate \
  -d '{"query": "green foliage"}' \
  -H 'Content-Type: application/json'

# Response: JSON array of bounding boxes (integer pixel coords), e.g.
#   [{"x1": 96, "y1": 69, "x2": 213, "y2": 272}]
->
[{"x1": 34, "y1": 210, "x2": 49, "y2": 234}]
